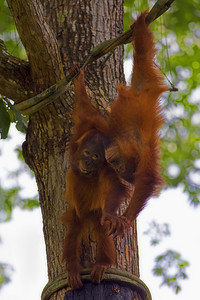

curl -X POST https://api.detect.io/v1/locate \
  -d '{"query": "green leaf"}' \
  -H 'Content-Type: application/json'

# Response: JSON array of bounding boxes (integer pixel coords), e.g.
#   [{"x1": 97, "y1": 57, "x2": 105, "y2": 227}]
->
[
  {"x1": 179, "y1": 262, "x2": 189, "y2": 268},
  {"x1": 167, "y1": 277, "x2": 177, "y2": 283},
  {"x1": 156, "y1": 254, "x2": 165, "y2": 261},
  {"x1": 5, "y1": 99, "x2": 27, "y2": 133},
  {"x1": 0, "y1": 99, "x2": 11, "y2": 139},
  {"x1": 22, "y1": 199, "x2": 40, "y2": 209},
  {"x1": 0, "y1": 187, "x2": 39, "y2": 222},
  {"x1": 175, "y1": 285, "x2": 181, "y2": 294},
  {"x1": 0, "y1": 187, "x2": 19, "y2": 221},
  {"x1": 154, "y1": 267, "x2": 163, "y2": 275}
]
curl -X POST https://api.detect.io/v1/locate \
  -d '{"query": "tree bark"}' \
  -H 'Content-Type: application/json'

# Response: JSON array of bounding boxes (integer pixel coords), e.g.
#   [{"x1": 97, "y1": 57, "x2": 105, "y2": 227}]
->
[
  {"x1": 0, "y1": 40, "x2": 33, "y2": 102},
  {"x1": 3, "y1": 1, "x2": 141, "y2": 299},
  {"x1": 64, "y1": 282, "x2": 142, "y2": 300}
]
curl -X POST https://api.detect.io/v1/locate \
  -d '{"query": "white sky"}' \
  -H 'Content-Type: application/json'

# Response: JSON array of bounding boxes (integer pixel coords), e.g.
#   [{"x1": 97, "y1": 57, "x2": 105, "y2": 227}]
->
[{"x1": 0, "y1": 62, "x2": 200, "y2": 299}]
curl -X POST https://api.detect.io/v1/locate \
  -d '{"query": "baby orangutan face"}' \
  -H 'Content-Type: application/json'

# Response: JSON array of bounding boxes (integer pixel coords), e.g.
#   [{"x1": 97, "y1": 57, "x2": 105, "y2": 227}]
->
[{"x1": 77, "y1": 134, "x2": 105, "y2": 177}]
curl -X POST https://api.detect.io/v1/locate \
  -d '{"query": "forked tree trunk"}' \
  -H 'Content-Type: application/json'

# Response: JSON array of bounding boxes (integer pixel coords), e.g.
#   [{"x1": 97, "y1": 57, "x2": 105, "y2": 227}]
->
[{"x1": 1, "y1": 1, "x2": 142, "y2": 299}]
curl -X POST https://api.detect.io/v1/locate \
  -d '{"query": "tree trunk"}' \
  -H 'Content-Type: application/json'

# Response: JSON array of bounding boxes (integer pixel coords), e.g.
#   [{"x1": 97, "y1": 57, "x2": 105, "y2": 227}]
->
[{"x1": 2, "y1": 1, "x2": 142, "y2": 299}]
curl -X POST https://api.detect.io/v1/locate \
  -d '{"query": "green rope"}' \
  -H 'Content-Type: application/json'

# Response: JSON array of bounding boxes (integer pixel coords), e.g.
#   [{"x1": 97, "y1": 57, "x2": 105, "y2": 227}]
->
[{"x1": 41, "y1": 268, "x2": 152, "y2": 300}]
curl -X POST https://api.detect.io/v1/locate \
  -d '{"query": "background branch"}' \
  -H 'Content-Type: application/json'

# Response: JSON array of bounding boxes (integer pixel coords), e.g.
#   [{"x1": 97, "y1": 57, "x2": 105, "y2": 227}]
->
[
  {"x1": 0, "y1": 40, "x2": 33, "y2": 102},
  {"x1": 6, "y1": 0, "x2": 64, "y2": 88}
]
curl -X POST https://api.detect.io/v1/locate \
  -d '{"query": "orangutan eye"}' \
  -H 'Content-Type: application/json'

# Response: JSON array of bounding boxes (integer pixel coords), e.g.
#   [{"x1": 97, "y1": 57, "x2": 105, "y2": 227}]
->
[
  {"x1": 92, "y1": 153, "x2": 100, "y2": 160},
  {"x1": 83, "y1": 150, "x2": 90, "y2": 157}
]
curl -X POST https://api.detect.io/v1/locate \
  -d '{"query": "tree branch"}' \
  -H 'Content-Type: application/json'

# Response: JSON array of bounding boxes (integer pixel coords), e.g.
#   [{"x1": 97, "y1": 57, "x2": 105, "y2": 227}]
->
[
  {"x1": 6, "y1": 0, "x2": 64, "y2": 87},
  {"x1": 0, "y1": 40, "x2": 34, "y2": 102},
  {"x1": 14, "y1": 0, "x2": 175, "y2": 115}
]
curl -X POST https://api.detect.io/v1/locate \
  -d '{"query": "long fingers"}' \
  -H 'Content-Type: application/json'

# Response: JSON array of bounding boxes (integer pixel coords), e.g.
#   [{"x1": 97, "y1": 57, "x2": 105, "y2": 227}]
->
[
  {"x1": 105, "y1": 215, "x2": 131, "y2": 237},
  {"x1": 68, "y1": 272, "x2": 83, "y2": 290}
]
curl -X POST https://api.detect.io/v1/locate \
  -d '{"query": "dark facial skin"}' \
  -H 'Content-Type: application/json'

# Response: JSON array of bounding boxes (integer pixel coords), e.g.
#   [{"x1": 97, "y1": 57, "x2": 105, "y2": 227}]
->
[
  {"x1": 105, "y1": 145, "x2": 139, "y2": 183},
  {"x1": 77, "y1": 135, "x2": 105, "y2": 177}
]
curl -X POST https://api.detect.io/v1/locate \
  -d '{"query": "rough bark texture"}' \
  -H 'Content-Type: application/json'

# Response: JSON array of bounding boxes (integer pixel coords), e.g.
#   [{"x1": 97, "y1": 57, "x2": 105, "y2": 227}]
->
[
  {"x1": 64, "y1": 282, "x2": 143, "y2": 300},
  {"x1": 2, "y1": 1, "x2": 141, "y2": 299}
]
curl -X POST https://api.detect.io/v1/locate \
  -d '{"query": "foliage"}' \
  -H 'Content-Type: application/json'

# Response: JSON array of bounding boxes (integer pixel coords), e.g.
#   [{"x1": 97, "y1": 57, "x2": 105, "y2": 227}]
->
[
  {"x1": 153, "y1": 250, "x2": 189, "y2": 293},
  {"x1": 143, "y1": 221, "x2": 170, "y2": 246},
  {"x1": 0, "y1": 263, "x2": 13, "y2": 289},
  {"x1": 0, "y1": 146, "x2": 39, "y2": 222},
  {"x1": 0, "y1": 97, "x2": 28, "y2": 139},
  {"x1": 0, "y1": 234, "x2": 13, "y2": 289},
  {"x1": 144, "y1": 221, "x2": 189, "y2": 293},
  {"x1": 0, "y1": 187, "x2": 39, "y2": 222},
  {"x1": 0, "y1": 0, "x2": 27, "y2": 59}
]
